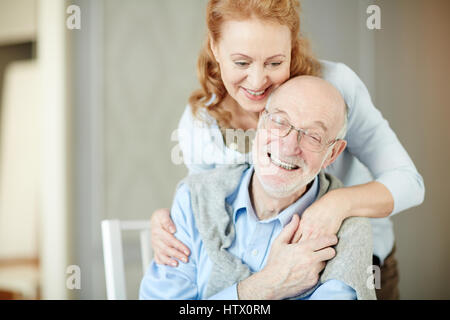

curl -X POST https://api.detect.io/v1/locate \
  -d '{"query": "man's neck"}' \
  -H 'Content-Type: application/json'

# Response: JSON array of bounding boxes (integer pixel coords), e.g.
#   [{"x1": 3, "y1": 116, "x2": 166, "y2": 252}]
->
[{"x1": 249, "y1": 173, "x2": 309, "y2": 221}]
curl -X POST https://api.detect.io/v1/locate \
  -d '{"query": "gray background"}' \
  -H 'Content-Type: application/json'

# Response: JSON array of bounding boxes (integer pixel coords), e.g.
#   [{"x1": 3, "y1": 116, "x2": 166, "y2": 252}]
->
[{"x1": 70, "y1": 0, "x2": 450, "y2": 299}]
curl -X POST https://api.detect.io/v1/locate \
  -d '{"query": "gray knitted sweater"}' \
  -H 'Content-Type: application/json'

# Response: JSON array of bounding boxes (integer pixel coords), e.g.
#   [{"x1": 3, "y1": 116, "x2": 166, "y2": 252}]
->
[{"x1": 182, "y1": 164, "x2": 376, "y2": 300}]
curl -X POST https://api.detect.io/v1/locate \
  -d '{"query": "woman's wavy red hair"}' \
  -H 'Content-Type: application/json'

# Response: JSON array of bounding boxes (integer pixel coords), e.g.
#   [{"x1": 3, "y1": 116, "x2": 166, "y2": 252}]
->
[{"x1": 189, "y1": 0, "x2": 322, "y2": 128}]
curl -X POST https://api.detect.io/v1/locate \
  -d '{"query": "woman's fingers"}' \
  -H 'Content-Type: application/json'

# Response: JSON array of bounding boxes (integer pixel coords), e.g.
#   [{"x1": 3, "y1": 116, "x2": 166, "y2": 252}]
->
[
  {"x1": 154, "y1": 242, "x2": 189, "y2": 267},
  {"x1": 160, "y1": 214, "x2": 176, "y2": 234},
  {"x1": 152, "y1": 228, "x2": 190, "y2": 263},
  {"x1": 155, "y1": 253, "x2": 178, "y2": 267},
  {"x1": 165, "y1": 247, "x2": 189, "y2": 264},
  {"x1": 160, "y1": 231, "x2": 190, "y2": 257},
  {"x1": 153, "y1": 237, "x2": 185, "y2": 267},
  {"x1": 314, "y1": 246, "x2": 336, "y2": 262},
  {"x1": 150, "y1": 207, "x2": 191, "y2": 266},
  {"x1": 306, "y1": 234, "x2": 338, "y2": 252},
  {"x1": 151, "y1": 208, "x2": 176, "y2": 233}
]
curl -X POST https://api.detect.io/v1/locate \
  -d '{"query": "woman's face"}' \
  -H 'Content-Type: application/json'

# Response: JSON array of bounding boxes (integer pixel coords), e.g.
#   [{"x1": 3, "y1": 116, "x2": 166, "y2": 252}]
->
[{"x1": 211, "y1": 18, "x2": 292, "y2": 113}]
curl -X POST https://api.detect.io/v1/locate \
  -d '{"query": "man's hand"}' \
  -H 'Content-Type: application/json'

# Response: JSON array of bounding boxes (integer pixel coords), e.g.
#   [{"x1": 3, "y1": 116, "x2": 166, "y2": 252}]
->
[{"x1": 237, "y1": 214, "x2": 337, "y2": 300}]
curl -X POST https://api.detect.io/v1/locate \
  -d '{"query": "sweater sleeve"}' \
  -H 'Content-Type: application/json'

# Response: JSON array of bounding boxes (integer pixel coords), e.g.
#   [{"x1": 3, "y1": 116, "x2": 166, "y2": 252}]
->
[
  {"x1": 320, "y1": 217, "x2": 377, "y2": 300},
  {"x1": 322, "y1": 61, "x2": 425, "y2": 215}
]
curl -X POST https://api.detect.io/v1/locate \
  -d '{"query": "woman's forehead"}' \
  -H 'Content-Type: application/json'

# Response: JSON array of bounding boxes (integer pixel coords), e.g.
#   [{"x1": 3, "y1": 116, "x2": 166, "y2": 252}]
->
[{"x1": 219, "y1": 19, "x2": 291, "y2": 52}]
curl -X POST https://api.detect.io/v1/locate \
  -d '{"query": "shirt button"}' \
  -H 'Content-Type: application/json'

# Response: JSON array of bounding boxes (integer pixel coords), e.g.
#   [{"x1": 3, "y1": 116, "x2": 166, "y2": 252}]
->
[{"x1": 251, "y1": 249, "x2": 258, "y2": 256}]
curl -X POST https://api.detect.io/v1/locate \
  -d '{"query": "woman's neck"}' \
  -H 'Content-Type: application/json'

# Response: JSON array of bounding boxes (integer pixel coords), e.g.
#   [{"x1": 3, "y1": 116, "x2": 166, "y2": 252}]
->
[{"x1": 221, "y1": 95, "x2": 259, "y2": 130}]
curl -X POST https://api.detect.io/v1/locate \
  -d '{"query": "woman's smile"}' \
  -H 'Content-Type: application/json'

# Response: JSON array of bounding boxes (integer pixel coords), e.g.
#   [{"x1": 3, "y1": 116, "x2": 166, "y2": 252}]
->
[{"x1": 241, "y1": 85, "x2": 272, "y2": 101}]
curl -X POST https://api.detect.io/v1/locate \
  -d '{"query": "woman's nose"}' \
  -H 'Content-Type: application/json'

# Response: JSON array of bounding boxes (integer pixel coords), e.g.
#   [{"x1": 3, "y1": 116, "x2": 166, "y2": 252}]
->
[{"x1": 247, "y1": 65, "x2": 267, "y2": 90}]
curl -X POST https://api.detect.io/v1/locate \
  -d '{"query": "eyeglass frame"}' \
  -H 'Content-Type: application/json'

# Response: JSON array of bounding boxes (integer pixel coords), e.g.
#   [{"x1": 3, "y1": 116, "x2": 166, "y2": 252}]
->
[{"x1": 261, "y1": 109, "x2": 342, "y2": 153}]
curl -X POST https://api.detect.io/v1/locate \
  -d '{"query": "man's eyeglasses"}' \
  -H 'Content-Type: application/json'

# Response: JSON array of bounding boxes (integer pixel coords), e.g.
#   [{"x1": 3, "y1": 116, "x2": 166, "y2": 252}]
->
[{"x1": 261, "y1": 110, "x2": 340, "y2": 153}]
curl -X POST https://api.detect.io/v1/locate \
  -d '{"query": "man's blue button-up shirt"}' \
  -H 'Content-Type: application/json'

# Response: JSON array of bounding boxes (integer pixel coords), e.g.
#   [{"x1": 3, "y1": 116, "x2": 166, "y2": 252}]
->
[{"x1": 139, "y1": 167, "x2": 356, "y2": 300}]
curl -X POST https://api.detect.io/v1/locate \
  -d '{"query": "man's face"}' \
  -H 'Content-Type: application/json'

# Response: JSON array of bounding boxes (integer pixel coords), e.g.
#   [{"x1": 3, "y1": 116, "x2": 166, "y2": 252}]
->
[{"x1": 252, "y1": 77, "x2": 346, "y2": 199}]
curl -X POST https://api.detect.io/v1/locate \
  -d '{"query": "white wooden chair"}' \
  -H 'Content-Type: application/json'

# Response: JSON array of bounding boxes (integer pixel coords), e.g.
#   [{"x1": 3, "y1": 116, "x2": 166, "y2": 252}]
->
[{"x1": 101, "y1": 219, "x2": 152, "y2": 300}]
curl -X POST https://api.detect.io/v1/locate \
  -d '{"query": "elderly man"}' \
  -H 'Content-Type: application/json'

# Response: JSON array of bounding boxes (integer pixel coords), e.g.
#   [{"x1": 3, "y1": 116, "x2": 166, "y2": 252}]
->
[{"x1": 139, "y1": 76, "x2": 375, "y2": 300}]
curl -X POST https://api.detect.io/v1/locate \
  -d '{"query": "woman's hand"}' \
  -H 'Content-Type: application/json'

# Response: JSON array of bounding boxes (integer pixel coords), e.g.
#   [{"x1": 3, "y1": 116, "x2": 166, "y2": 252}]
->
[
  {"x1": 292, "y1": 181, "x2": 394, "y2": 243},
  {"x1": 292, "y1": 190, "x2": 350, "y2": 243},
  {"x1": 150, "y1": 208, "x2": 190, "y2": 267}
]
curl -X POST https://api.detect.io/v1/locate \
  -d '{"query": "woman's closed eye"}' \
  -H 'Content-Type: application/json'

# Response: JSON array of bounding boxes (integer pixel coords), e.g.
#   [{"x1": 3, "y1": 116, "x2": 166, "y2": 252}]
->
[
  {"x1": 234, "y1": 61, "x2": 283, "y2": 68},
  {"x1": 266, "y1": 61, "x2": 283, "y2": 68},
  {"x1": 234, "y1": 61, "x2": 250, "y2": 67}
]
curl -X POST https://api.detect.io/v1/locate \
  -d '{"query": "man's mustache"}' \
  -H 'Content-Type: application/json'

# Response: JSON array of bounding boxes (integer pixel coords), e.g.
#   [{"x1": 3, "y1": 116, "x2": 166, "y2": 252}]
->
[{"x1": 266, "y1": 147, "x2": 307, "y2": 169}]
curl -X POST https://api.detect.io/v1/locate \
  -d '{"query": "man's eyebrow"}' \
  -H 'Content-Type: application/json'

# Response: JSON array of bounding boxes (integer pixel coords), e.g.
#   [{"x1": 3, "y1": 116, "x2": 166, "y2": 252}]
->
[
  {"x1": 268, "y1": 107, "x2": 289, "y2": 117},
  {"x1": 272, "y1": 107, "x2": 286, "y2": 114},
  {"x1": 269, "y1": 108, "x2": 328, "y2": 132},
  {"x1": 312, "y1": 121, "x2": 328, "y2": 132}
]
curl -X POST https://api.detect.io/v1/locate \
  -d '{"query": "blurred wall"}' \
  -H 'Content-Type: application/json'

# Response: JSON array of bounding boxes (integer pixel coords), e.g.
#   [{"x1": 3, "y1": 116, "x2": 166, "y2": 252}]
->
[
  {"x1": 302, "y1": 0, "x2": 450, "y2": 299},
  {"x1": 102, "y1": 0, "x2": 208, "y2": 299},
  {"x1": 102, "y1": 0, "x2": 205, "y2": 226},
  {"x1": 0, "y1": 0, "x2": 36, "y2": 169},
  {"x1": 0, "y1": 0, "x2": 37, "y2": 45},
  {"x1": 373, "y1": 0, "x2": 450, "y2": 299},
  {"x1": 71, "y1": 0, "x2": 450, "y2": 299},
  {"x1": 301, "y1": 0, "x2": 376, "y2": 92},
  {"x1": 72, "y1": 0, "x2": 208, "y2": 299}
]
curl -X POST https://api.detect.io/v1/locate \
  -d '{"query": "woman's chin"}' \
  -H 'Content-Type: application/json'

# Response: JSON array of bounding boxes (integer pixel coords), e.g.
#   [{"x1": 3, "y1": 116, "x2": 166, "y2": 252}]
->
[
  {"x1": 242, "y1": 103, "x2": 266, "y2": 114},
  {"x1": 237, "y1": 95, "x2": 268, "y2": 113}
]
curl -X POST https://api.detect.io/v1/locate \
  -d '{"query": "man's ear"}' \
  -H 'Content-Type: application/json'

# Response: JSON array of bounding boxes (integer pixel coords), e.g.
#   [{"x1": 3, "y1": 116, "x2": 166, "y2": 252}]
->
[{"x1": 322, "y1": 140, "x2": 347, "y2": 169}]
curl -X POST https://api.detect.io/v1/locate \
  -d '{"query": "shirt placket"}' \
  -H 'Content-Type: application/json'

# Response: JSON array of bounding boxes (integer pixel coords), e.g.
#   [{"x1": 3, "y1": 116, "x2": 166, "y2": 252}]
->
[{"x1": 243, "y1": 221, "x2": 276, "y2": 272}]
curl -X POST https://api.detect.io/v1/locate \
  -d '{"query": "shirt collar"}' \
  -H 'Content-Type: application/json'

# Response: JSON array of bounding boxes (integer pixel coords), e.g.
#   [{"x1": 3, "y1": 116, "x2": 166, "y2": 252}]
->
[{"x1": 228, "y1": 166, "x2": 319, "y2": 227}]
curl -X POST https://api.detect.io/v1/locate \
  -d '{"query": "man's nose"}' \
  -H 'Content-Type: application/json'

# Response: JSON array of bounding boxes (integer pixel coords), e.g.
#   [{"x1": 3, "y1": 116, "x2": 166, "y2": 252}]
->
[
  {"x1": 280, "y1": 130, "x2": 302, "y2": 155},
  {"x1": 247, "y1": 65, "x2": 267, "y2": 89}
]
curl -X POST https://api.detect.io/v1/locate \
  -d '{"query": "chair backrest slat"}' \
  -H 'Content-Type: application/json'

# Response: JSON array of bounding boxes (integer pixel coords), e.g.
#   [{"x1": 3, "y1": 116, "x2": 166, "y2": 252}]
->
[
  {"x1": 102, "y1": 219, "x2": 152, "y2": 300},
  {"x1": 139, "y1": 229, "x2": 152, "y2": 275}
]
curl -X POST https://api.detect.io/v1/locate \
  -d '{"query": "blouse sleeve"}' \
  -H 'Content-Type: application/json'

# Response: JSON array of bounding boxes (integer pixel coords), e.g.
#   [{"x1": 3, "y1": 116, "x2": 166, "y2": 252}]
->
[
  {"x1": 325, "y1": 61, "x2": 425, "y2": 215},
  {"x1": 177, "y1": 105, "x2": 217, "y2": 175}
]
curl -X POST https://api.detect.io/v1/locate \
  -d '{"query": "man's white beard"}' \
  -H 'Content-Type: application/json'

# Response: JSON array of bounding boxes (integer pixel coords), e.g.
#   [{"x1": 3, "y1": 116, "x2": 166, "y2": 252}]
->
[
  {"x1": 255, "y1": 148, "x2": 332, "y2": 199},
  {"x1": 256, "y1": 163, "x2": 319, "y2": 199}
]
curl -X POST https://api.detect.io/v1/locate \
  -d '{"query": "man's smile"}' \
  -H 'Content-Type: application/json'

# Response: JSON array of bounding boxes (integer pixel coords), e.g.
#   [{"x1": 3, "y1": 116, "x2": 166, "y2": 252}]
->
[{"x1": 268, "y1": 152, "x2": 300, "y2": 171}]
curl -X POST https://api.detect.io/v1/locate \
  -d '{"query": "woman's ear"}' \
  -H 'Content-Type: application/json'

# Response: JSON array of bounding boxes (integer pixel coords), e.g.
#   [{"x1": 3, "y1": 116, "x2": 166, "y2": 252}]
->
[{"x1": 322, "y1": 140, "x2": 347, "y2": 169}]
